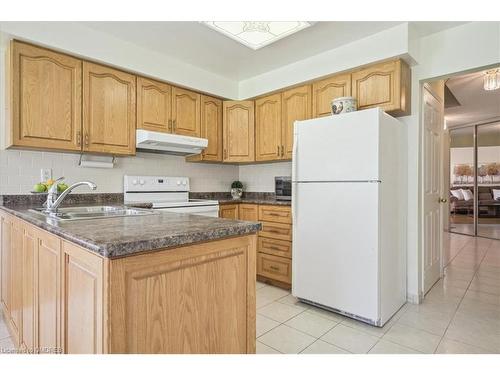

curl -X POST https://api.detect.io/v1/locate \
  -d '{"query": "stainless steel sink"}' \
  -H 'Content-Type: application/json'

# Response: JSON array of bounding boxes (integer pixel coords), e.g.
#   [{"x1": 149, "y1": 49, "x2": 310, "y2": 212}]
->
[{"x1": 29, "y1": 205, "x2": 156, "y2": 221}]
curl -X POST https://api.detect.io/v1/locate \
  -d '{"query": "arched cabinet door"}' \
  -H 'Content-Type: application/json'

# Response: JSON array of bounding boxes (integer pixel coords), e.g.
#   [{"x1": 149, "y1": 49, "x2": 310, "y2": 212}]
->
[
  {"x1": 171, "y1": 87, "x2": 201, "y2": 137},
  {"x1": 255, "y1": 93, "x2": 282, "y2": 162},
  {"x1": 312, "y1": 73, "x2": 351, "y2": 118},
  {"x1": 222, "y1": 101, "x2": 255, "y2": 163},
  {"x1": 137, "y1": 77, "x2": 172, "y2": 133},
  {"x1": 11, "y1": 41, "x2": 82, "y2": 151},
  {"x1": 83, "y1": 62, "x2": 136, "y2": 155},
  {"x1": 282, "y1": 85, "x2": 312, "y2": 160}
]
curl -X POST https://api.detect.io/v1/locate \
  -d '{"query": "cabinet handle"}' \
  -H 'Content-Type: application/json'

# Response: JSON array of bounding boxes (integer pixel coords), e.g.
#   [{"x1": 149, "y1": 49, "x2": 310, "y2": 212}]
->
[
  {"x1": 277, "y1": 145, "x2": 280, "y2": 156},
  {"x1": 168, "y1": 119, "x2": 172, "y2": 132},
  {"x1": 76, "y1": 131, "x2": 81, "y2": 146},
  {"x1": 268, "y1": 246, "x2": 283, "y2": 251},
  {"x1": 173, "y1": 119, "x2": 176, "y2": 132},
  {"x1": 268, "y1": 212, "x2": 284, "y2": 216},
  {"x1": 224, "y1": 149, "x2": 227, "y2": 160},
  {"x1": 269, "y1": 265, "x2": 280, "y2": 271},
  {"x1": 84, "y1": 132, "x2": 89, "y2": 147},
  {"x1": 281, "y1": 145, "x2": 284, "y2": 157}
]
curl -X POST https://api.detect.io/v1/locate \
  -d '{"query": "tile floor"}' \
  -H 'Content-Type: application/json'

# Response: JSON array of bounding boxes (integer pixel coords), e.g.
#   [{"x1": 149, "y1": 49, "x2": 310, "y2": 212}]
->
[
  {"x1": 256, "y1": 232, "x2": 500, "y2": 354},
  {"x1": 1, "y1": 232, "x2": 499, "y2": 354}
]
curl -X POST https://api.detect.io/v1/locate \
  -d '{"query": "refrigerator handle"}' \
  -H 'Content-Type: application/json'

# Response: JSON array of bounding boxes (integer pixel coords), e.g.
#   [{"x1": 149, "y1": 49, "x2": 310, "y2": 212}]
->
[{"x1": 292, "y1": 125, "x2": 299, "y2": 225}]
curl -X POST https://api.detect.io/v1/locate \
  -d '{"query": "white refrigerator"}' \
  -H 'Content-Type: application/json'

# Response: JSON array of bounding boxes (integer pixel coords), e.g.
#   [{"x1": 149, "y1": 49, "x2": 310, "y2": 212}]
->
[{"x1": 292, "y1": 108, "x2": 406, "y2": 327}]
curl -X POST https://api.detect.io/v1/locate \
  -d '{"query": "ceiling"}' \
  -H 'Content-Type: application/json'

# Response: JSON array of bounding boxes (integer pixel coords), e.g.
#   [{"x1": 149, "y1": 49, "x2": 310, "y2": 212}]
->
[
  {"x1": 81, "y1": 21, "x2": 466, "y2": 81},
  {"x1": 445, "y1": 69, "x2": 500, "y2": 127}
]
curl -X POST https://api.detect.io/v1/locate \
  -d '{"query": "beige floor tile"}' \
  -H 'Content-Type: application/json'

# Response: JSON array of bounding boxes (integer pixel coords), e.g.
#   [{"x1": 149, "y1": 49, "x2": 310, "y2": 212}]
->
[
  {"x1": 321, "y1": 324, "x2": 378, "y2": 354},
  {"x1": 0, "y1": 322, "x2": 10, "y2": 340},
  {"x1": 285, "y1": 311, "x2": 338, "y2": 338},
  {"x1": 368, "y1": 339, "x2": 421, "y2": 354},
  {"x1": 256, "y1": 314, "x2": 281, "y2": 337},
  {"x1": 256, "y1": 341, "x2": 281, "y2": 354},
  {"x1": 462, "y1": 289, "x2": 500, "y2": 307},
  {"x1": 445, "y1": 314, "x2": 500, "y2": 353},
  {"x1": 300, "y1": 339, "x2": 350, "y2": 354},
  {"x1": 256, "y1": 281, "x2": 267, "y2": 290},
  {"x1": 256, "y1": 285, "x2": 290, "y2": 301},
  {"x1": 306, "y1": 306, "x2": 344, "y2": 322},
  {"x1": 469, "y1": 276, "x2": 500, "y2": 296},
  {"x1": 0, "y1": 337, "x2": 15, "y2": 353},
  {"x1": 277, "y1": 294, "x2": 311, "y2": 309},
  {"x1": 258, "y1": 301, "x2": 306, "y2": 323},
  {"x1": 436, "y1": 338, "x2": 493, "y2": 354},
  {"x1": 383, "y1": 323, "x2": 441, "y2": 353},
  {"x1": 340, "y1": 316, "x2": 395, "y2": 338},
  {"x1": 258, "y1": 325, "x2": 316, "y2": 354},
  {"x1": 397, "y1": 308, "x2": 453, "y2": 336},
  {"x1": 256, "y1": 294, "x2": 275, "y2": 309}
]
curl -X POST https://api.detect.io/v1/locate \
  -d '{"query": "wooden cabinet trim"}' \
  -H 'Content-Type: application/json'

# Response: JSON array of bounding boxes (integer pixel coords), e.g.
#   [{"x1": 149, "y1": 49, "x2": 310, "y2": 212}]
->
[
  {"x1": 137, "y1": 77, "x2": 172, "y2": 133},
  {"x1": 255, "y1": 93, "x2": 282, "y2": 162}
]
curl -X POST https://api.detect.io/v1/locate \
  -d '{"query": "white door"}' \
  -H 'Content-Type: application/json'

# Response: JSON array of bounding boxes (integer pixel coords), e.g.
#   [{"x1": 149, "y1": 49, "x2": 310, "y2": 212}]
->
[
  {"x1": 422, "y1": 86, "x2": 445, "y2": 294},
  {"x1": 292, "y1": 182, "x2": 380, "y2": 323}
]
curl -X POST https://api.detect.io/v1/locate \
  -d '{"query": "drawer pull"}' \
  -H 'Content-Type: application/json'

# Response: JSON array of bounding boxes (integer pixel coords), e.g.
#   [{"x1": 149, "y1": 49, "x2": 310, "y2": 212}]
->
[
  {"x1": 268, "y1": 229, "x2": 285, "y2": 234},
  {"x1": 268, "y1": 246, "x2": 284, "y2": 251},
  {"x1": 267, "y1": 212, "x2": 285, "y2": 216},
  {"x1": 269, "y1": 265, "x2": 280, "y2": 271}
]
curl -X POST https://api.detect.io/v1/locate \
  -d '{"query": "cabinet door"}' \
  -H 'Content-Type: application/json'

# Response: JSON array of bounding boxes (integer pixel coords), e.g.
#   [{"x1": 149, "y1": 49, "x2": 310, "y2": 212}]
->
[
  {"x1": 352, "y1": 59, "x2": 410, "y2": 115},
  {"x1": 62, "y1": 241, "x2": 104, "y2": 354},
  {"x1": 238, "y1": 204, "x2": 258, "y2": 221},
  {"x1": 37, "y1": 230, "x2": 62, "y2": 353},
  {"x1": 223, "y1": 101, "x2": 255, "y2": 163},
  {"x1": 200, "y1": 95, "x2": 223, "y2": 161},
  {"x1": 172, "y1": 87, "x2": 201, "y2": 137},
  {"x1": 83, "y1": 62, "x2": 136, "y2": 155},
  {"x1": 255, "y1": 93, "x2": 282, "y2": 162},
  {"x1": 219, "y1": 204, "x2": 239, "y2": 219},
  {"x1": 282, "y1": 85, "x2": 311, "y2": 160},
  {"x1": 312, "y1": 73, "x2": 351, "y2": 117},
  {"x1": 11, "y1": 41, "x2": 82, "y2": 151},
  {"x1": 137, "y1": 77, "x2": 172, "y2": 133},
  {"x1": 22, "y1": 224, "x2": 37, "y2": 352},
  {"x1": 1, "y1": 214, "x2": 12, "y2": 320},
  {"x1": 10, "y1": 218, "x2": 23, "y2": 346}
]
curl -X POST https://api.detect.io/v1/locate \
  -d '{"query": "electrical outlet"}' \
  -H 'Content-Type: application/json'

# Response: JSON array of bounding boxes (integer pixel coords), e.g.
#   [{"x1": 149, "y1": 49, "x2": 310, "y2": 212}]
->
[{"x1": 40, "y1": 168, "x2": 52, "y2": 182}]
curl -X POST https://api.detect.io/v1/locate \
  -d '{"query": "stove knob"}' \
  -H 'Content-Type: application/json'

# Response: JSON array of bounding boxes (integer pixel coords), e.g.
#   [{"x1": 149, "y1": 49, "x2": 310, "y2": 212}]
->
[
  {"x1": 176, "y1": 181, "x2": 181, "y2": 186},
  {"x1": 182, "y1": 181, "x2": 187, "y2": 186},
  {"x1": 139, "y1": 179, "x2": 145, "y2": 185},
  {"x1": 132, "y1": 179, "x2": 138, "y2": 185}
]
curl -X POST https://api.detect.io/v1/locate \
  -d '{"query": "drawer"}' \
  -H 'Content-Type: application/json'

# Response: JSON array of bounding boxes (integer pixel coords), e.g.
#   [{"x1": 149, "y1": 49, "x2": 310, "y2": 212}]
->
[
  {"x1": 258, "y1": 205, "x2": 292, "y2": 224},
  {"x1": 257, "y1": 253, "x2": 292, "y2": 284},
  {"x1": 258, "y1": 237, "x2": 292, "y2": 259},
  {"x1": 219, "y1": 204, "x2": 239, "y2": 219},
  {"x1": 259, "y1": 221, "x2": 292, "y2": 241},
  {"x1": 238, "y1": 204, "x2": 258, "y2": 221}
]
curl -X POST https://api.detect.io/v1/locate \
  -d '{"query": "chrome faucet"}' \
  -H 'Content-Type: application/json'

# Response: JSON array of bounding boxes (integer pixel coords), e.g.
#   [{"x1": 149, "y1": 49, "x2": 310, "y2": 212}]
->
[{"x1": 44, "y1": 178, "x2": 97, "y2": 213}]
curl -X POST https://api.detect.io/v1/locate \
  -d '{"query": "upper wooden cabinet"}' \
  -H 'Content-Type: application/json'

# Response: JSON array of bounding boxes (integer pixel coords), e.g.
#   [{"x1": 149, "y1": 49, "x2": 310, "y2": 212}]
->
[
  {"x1": 312, "y1": 73, "x2": 351, "y2": 118},
  {"x1": 282, "y1": 85, "x2": 312, "y2": 160},
  {"x1": 83, "y1": 62, "x2": 136, "y2": 155},
  {"x1": 187, "y1": 95, "x2": 223, "y2": 162},
  {"x1": 137, "y1": 77, "x2": 172, "y2": 133},
  {"x1": 172, "y1": 87, "x2": 201, "y2": 137},
  {"x1": 352, "y1": 59, "x2": 411, "y2": 116},
  {"x1": 10, "y1": 41, "x2": 82, "y2": 151},
  {"x1": 223, "y1": 101, "x2": 255, "y2": 163},
  {"x1": 255, "y1": 93, "x2": 282, "y2": 161}
]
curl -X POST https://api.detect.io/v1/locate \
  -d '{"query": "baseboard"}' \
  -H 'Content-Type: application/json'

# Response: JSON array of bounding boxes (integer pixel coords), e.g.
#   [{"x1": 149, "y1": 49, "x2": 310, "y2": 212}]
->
[{"x1": 406, "y1": 292, "x2": 423, "y2": 304}]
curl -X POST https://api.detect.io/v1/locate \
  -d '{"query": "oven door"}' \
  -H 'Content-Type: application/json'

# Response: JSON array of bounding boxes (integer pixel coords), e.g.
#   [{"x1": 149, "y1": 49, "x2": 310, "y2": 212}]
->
[{"x1": 156, "y1": 205, "x2": 220, "y2": 217}]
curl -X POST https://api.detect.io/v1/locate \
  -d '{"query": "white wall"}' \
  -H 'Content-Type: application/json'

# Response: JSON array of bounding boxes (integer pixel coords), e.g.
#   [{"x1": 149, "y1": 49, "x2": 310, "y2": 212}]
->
[
  {"x1": 0, "y1": 149, "x2": 239, "y2": 194},
  {"x1": 239, "y1": 162, "x2": 291, "y2": 192}
]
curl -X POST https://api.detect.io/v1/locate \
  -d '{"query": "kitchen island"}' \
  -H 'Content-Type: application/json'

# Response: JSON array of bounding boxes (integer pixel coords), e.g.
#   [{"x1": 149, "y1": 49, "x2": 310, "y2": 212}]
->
[{"x1": 0, "y1": 203, "x2": 260, "y2": 354}]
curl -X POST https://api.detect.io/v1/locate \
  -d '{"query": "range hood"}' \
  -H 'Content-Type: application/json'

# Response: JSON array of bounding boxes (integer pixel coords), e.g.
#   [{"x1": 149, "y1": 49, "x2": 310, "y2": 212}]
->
[{"x1": 136, "y1": 129, "x2": 208, "y2": 156}]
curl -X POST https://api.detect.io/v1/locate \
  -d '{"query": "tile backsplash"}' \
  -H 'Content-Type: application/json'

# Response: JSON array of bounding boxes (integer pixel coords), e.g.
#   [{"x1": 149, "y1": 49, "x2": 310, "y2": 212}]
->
[{"x1": 0, "y1": 149, "x2": 239, "y2": 194}]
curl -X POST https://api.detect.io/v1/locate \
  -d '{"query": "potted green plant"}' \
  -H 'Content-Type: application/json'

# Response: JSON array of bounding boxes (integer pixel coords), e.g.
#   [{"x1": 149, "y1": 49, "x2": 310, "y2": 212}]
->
[{"x1": 231, "y1": 181, "x2": 243, "y2": 200}]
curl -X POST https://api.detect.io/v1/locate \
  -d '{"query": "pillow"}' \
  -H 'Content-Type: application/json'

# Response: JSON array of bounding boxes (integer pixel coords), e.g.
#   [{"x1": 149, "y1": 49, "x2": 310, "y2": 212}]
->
[
  {"x1": 493, "y1": 189, "x2": 500, "y2": 201},
  {"x1": 461, "y1": 189, "x2": 473, "y2": 201},
  {"x1": 450, "y1": 189, "x2": 464, "y2": 200}
]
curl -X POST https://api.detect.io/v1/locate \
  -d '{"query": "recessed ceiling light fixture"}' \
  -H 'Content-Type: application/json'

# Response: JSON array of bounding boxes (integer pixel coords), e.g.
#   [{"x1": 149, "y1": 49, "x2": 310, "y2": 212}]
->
[
  {"x1": 484, "y1": 69, "x2": 500, "y2": 91},
  {"x1": 201, "y1": 21, "x2": 312, "y2": 50}
]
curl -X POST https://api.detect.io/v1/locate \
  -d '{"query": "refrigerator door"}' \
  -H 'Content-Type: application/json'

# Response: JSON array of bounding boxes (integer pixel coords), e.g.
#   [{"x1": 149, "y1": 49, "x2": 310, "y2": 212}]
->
[
  {"x1": 293, "y1": 109, "x2": 381, "y2": 182},
  {"x1": 292, "y1": 181, "x2": 380, "y2": 323}
]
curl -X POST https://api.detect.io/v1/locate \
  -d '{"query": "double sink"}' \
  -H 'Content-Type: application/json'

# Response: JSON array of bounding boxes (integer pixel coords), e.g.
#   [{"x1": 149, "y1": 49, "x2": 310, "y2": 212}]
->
[{"x1": 30, "y1": 205, "x2": 156, "y2": 222}]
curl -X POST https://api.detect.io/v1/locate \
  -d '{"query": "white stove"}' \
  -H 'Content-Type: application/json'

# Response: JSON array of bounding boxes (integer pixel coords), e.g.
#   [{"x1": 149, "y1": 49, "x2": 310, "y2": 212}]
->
[{"x1": 124, "y1": 175, "x2": 219, "y2": 217}]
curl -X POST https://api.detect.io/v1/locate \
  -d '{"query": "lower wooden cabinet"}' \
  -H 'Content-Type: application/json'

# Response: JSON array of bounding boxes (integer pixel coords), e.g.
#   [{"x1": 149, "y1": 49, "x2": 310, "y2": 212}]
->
[
  {"x1": 0, "y1": 211, "x2": 257, "y2": 354},
  {"x1": 238, "y1": 204, "x2": 258, "y2": 221},
  {"x1": 219, "y1": 204, "x2": 239, "y2": 219},
  {"x1": 257, "y1": 253, "x2": 292, "y2": 285}
]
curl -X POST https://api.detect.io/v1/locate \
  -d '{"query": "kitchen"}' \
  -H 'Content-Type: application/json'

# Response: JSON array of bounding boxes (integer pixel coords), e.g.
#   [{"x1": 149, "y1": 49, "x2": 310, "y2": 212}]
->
[{"x1": 1, "y1": 11, "x2": 500, "y2": 365}]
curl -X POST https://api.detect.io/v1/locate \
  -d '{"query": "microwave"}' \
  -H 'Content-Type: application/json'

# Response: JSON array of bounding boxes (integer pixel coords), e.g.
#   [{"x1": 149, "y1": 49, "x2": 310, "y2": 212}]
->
[{"x1": 275, "y1": 176, "x2": 292, "y2": 201}]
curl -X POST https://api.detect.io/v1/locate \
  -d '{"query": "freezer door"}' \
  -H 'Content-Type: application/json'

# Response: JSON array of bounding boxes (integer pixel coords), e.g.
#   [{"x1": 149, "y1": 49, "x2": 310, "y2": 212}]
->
[
  {"x1": 292, "y1": 182, "x2": 380, "y2": 322},
  {"x1": 293, "y1": 109, "x2": 381, "y2": 182}
]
